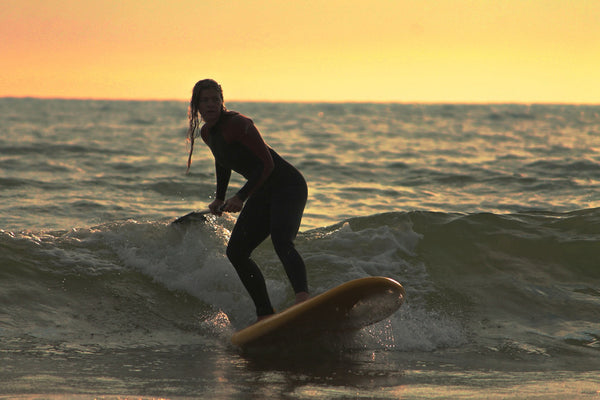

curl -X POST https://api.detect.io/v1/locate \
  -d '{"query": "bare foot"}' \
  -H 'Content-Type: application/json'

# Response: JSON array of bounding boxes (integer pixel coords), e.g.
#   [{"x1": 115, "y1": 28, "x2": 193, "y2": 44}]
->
[{"x1": 294, "y1": 291, "x2": 310, "y2": 305}]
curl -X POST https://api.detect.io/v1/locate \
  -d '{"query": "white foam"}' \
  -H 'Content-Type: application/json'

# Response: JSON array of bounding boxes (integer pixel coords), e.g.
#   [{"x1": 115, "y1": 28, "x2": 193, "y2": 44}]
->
[{"x1": 86, "y1": 216, "x2": 468, "y2": 349}]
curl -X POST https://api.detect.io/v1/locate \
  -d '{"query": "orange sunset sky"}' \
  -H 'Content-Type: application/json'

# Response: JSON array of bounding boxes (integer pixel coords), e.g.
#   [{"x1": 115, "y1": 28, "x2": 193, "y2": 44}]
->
[{"x1": 2, "y1": 0, "x2": 599, "y2": 103}]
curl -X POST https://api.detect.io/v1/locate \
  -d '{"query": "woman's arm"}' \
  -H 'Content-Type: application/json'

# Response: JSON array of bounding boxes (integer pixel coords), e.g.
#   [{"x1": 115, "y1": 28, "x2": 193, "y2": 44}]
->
[{"x1": 215, "y1": 160, "x2": 231, "y2": 201}]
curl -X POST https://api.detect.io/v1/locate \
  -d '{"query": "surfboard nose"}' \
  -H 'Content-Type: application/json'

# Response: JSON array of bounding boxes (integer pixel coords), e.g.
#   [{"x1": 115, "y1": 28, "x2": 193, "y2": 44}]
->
[{"x1": 346, "y1": 285, "x2": 405, "y2": 328}]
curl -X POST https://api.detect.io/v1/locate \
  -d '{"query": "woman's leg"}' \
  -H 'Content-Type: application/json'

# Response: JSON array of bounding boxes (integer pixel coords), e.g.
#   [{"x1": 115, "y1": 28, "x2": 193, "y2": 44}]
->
[
  {"x1": 270, "y1": 181, "x2": 309, "y2": 295},
  {"x1": 226, "y1": 195, "x2": 274, "y2": 316}
]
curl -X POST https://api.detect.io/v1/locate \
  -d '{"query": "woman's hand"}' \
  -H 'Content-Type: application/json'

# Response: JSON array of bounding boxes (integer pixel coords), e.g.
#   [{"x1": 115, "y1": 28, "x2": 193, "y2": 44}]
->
[
  {"x1": 222, "y1": 195, "x2": 244, "y2": 213},
  {"x1": 208, "y1": 199, "x2": 225, "y2": 216}
]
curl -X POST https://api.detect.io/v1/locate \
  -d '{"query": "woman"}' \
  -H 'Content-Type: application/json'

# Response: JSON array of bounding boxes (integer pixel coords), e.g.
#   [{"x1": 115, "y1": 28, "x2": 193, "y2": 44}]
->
[{"x1": 186, "y1": 79, "x2": 309, "y2": 320}]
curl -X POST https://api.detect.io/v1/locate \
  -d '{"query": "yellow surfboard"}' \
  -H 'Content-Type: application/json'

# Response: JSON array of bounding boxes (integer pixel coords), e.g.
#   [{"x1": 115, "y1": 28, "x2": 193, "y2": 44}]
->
[{"x1": 231, "y1": 276, "x2": 405, "y2": 348}]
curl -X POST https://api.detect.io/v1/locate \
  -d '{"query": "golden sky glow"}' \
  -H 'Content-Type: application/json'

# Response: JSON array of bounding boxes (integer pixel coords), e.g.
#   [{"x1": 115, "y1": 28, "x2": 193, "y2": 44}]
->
[{"x1": 2, "y1": 0, "x2": 599, "y2": 103}]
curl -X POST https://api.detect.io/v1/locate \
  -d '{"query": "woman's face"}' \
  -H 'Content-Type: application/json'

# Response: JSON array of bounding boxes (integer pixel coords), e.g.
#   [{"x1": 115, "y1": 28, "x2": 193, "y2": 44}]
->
[{"x1": 198, "y1": 88, "x2": 223, "y2": 124}]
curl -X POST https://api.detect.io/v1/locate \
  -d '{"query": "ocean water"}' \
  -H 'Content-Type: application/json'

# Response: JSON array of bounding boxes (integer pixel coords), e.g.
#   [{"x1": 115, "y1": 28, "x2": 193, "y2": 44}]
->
[{"x1": 1, "y1": 98, "x2": 599, "y2": 399}]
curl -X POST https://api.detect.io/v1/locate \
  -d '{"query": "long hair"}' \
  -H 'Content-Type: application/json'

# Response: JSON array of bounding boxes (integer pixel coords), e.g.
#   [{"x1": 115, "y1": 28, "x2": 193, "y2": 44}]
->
[{"x1": 186, "y1": 79, "x2": 225, "y2": 173}]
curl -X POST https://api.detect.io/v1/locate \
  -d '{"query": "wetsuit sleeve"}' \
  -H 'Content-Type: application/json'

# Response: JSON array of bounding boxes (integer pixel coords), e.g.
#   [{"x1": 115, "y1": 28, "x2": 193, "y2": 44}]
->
[
  {"x1": 215, "y1": 161, "x2": 231, "y2": 201},
  {"x1": 234, "y1": 120, "x2": 274, "y2": 201},
  {"x1": 200, "y1": 125, "x2": 230, "y2": 201}
]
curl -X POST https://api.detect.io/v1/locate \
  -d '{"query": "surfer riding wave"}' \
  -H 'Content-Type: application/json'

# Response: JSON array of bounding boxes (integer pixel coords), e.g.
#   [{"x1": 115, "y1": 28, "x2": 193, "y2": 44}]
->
[{"x1": 186, "y1": 79, "x2": 309, "y2": 320}]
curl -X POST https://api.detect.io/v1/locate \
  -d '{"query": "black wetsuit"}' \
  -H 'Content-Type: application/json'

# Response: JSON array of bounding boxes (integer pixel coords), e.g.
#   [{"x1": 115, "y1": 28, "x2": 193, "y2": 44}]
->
[{"x1": 201, "y1": 111, "x2": 308, "y2": 316}]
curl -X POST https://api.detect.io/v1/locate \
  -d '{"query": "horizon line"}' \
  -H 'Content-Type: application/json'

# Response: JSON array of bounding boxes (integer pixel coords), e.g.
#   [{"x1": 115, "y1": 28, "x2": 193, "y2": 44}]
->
[{"x1": 2, "y1": 95, "x2": 599, "y2": 106}]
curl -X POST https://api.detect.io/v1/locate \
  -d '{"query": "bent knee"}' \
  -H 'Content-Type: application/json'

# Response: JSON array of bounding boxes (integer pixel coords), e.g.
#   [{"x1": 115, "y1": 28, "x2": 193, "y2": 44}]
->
[
  {"x1": 272, "y1": 238, "x2": 295, "y2": 256},
  {"x1": 226, "y1": 244, "x2": 250, "y2": 265},
  {"x1": 226, "y1": 245, "x2": 241, "y2": 264}
]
